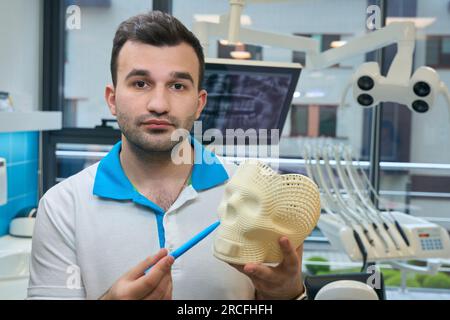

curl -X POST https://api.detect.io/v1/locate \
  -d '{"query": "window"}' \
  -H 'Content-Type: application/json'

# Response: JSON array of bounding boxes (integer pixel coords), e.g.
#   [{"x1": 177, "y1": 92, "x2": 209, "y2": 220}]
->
[
  {"x1": 426, "y1": 35, "x2": 450, "y2": 69},
  {"x1": 290, "y1": 104, "x2": 337, "y2": 137},
  {"x1": 377, "y1": 0, "x2": 450, "y2": 293},
  {"x1": 62, "y1": 0, "x2": 153, "y2": 129}
]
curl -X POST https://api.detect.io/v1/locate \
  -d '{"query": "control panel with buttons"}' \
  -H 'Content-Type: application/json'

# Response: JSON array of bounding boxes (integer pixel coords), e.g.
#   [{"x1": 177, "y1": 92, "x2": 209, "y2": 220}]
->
[{"x1": 416, "y1": 228, "x2": 445, "y2": 252}]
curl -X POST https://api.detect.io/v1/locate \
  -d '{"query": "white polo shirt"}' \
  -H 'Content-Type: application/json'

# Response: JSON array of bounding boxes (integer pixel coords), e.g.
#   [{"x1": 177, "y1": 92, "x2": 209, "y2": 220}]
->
[{"x1": 27, "y1": 138, "x2": 254, "y2": 300}]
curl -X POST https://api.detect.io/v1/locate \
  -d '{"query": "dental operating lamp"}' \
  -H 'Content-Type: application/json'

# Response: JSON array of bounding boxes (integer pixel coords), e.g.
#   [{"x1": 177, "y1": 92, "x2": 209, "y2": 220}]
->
[{"x1": 193, "y1": 0, "x2": 450, "y2": 121}]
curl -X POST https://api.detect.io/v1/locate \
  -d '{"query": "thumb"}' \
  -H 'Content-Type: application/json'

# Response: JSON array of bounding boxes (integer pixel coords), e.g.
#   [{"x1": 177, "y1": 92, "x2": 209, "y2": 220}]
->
[{"x1": 126, "y1": 248, "x2": 168, "y2": 280}]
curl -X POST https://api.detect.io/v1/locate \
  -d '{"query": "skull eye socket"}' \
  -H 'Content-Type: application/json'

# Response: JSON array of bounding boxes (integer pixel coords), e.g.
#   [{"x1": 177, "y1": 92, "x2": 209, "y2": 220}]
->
[
  {"x1": 238, "y1": 195, "x2": 261, "y2": 215},
  {"x1": 221, "y1": 183, "x2": 263, "y2": 222}
]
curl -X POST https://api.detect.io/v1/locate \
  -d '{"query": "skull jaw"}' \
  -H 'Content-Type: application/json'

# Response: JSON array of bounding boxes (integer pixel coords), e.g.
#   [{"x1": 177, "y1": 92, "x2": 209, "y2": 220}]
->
[
  {"x1": 213, "y1": 236, "x2": 272, "y2": 265},
  {"x1": 213, "y1": 237, "x2": 243, "y2": 262},
  {"x1": 213, "y1": 232, "x2": 281, "y2": 265}
]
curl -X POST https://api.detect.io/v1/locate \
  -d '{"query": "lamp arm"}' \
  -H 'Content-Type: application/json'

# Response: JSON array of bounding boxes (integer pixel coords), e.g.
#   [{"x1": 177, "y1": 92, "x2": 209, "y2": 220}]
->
[
  {"x1": 193, "y1": 20, "x2": 320, "y2": 57},
  {"x1": 307, "y1": 22, "x2": 415, "y2": 73},
  {"x1": 194, "y1": 15, "x2": 415, "y2": 80}
]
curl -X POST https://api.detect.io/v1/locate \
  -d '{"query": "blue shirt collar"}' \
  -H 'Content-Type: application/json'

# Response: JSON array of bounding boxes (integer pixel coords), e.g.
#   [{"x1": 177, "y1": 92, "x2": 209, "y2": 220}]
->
[{"x1": 93, "y1": 137, "x2": 229, "y2": 201}]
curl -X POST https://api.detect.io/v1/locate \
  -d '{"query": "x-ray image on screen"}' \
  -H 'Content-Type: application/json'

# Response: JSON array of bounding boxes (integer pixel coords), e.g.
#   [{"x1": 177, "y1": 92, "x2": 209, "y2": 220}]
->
[{"x1": 197, "y1": 60, "x2": 301, "y2": 144}]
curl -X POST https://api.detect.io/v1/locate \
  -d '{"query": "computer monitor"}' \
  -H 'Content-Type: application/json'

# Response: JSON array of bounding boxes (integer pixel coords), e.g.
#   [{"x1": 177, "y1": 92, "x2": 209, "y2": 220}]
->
[{"x1": 194, "y1": 58, "x2": 302, "y2": 146}]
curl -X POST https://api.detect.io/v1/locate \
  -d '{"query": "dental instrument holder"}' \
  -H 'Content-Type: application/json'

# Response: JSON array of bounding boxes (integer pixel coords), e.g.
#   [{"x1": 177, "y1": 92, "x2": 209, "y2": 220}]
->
[
  {"x1": 318, "y1": 211, "x2": 450, "y2": 262},
  {"x1": 304, "y1": 143, "x2": 450, "y2": 263},
  {"x1": 144, "y1": 221, "x2": 220, "y2": 275},
  {"x1": 340, "y1": 145, "x2": 410, "y2": 248}
]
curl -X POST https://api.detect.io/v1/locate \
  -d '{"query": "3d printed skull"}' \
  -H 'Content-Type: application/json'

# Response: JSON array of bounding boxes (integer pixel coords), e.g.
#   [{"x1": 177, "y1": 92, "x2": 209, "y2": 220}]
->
[{"x1": 213, "y1": 160, "x2": 321, "y2": 265}]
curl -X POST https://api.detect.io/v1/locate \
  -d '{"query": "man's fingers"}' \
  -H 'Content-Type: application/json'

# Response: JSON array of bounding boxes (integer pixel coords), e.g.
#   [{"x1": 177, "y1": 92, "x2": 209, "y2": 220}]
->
[
  {"x1": 130, "y1": 255, "x2": 174, "y2": 299},
  {"x1": 126, "y1": 249, "x2": 168, "y2": 280},
  {"x1": 230, "y1": 263, "x2": 275, "y2": 283},
  {"x1": 162, "y1": 280, "x2": 173, "y2": 300},
  {"x1": 296, "y1": 243, "x2": 304, "y2": 264},
  {"x1": 143, "y1": 274, "x2": 172, "y2": 300},
  {"x1": 243, "y1": 263, "x2": 279, "y2": 284},
  {"x1": 278, "y1": 237, "x2": 300, "y2": 273}
]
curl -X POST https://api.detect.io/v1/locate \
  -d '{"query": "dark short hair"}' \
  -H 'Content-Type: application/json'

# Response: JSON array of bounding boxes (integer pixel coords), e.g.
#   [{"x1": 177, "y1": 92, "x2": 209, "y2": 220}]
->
[{"x1": 110, "y1": 11, "x2": 205, "y2": 90}]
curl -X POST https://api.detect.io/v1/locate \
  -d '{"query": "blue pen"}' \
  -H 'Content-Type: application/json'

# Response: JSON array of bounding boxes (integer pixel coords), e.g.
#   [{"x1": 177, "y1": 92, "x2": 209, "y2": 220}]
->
[{"x1": 144, "y1": 220, "x2": 220, "y2": 274}]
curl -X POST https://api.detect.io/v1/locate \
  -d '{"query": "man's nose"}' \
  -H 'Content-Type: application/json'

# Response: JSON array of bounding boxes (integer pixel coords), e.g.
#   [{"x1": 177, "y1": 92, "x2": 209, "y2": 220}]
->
[
  {"x1": 227, "y1": 194, "x2": 240, "y2": 208},
  {"x1": 146, "y1": 84, "x2": 170, "y2": 114}
]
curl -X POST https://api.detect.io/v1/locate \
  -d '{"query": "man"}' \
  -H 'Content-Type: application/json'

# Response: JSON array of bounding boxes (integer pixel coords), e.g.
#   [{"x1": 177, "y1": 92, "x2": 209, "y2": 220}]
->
[{"x1": 28, "y1": 11, "x2": 306, "y2": 300}]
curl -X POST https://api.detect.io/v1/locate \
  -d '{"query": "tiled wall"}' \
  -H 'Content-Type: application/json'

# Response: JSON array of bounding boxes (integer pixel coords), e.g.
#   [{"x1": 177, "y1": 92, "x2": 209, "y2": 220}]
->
[{"x1": 0, "y1": 132, "x2": 39, "y2": 236}]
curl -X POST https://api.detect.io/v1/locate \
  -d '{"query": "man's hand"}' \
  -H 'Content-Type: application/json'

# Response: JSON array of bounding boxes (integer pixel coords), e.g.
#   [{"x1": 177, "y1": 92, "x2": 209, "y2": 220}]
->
[
  {"x1": 100, "y1": 248, "x2": 174, "y2": 300},
  {"x1": 231, "y1": 237, "x2": 304, "y2": 300}
]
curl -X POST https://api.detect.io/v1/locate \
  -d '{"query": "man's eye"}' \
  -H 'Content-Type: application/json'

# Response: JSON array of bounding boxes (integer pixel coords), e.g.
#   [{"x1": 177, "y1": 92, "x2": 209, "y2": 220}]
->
[
  {"x1": 171, "y1": 83, "x2": 185, "y2": 90},
  {"x1": 134, "y1": 81, "x2": 148, "y2": 89}
]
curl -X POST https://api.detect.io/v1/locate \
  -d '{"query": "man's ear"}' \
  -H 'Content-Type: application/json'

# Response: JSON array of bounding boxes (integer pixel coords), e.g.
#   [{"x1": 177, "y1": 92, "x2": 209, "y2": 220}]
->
[
  {"x1": 105, "y1": 84, "x2": 117, "y2": 116},
  {"x1": 195, "y1": 89, "x2": 208, "y2": 120}
]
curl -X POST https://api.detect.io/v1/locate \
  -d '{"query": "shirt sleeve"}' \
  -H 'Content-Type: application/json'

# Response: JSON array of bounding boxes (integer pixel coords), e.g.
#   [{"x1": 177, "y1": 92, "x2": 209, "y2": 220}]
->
[{"x1": 27, "y1": 189, "x2": 86, "y2": 300}]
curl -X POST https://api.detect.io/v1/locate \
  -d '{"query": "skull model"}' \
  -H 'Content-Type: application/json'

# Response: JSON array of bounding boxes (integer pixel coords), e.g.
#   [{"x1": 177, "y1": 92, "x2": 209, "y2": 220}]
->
[{"x1": 213, "y1": 160, "x2": 321, "y2": 264}]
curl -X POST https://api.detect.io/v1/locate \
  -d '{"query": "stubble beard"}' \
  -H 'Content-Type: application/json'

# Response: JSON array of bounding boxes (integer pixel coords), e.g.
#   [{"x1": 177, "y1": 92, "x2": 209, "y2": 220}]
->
[{"x1": 116, "y1": 108, "x2": 197, "y2": 154}]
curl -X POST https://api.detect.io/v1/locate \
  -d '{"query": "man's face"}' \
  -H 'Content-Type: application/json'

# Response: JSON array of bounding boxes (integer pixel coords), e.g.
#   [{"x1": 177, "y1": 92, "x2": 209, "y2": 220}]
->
[{"x1": 105, "y1": 41, "x2": 207, "y2": 153}]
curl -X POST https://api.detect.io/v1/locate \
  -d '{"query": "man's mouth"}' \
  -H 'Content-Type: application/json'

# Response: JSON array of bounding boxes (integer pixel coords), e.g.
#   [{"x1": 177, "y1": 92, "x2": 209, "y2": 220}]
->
[{"x1": 141, "y1": 119, "x2": 174, "y2": 130}]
